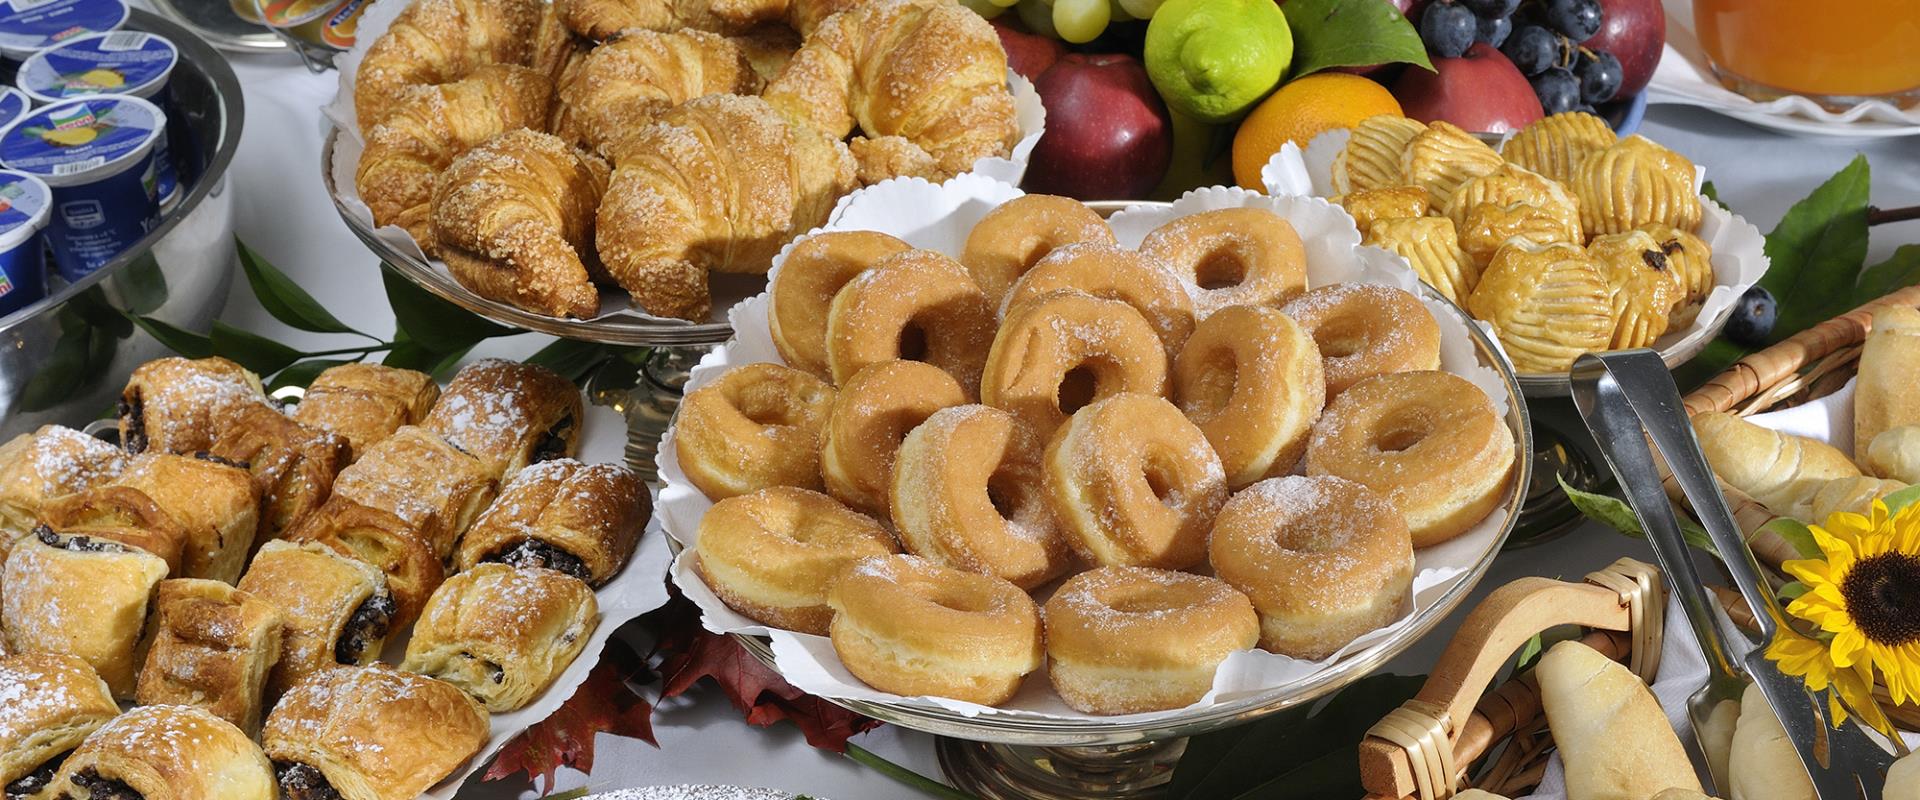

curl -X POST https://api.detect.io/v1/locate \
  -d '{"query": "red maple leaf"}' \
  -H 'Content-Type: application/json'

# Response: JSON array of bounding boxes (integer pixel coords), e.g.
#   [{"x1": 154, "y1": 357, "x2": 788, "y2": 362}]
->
[{"x1": 484, "y1": 636, "x2": 658, "y2": 791}]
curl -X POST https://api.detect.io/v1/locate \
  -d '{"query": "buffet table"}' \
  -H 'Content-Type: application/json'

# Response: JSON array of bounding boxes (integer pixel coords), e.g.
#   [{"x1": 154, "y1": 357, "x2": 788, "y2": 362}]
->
[{"x1": 218, "y1": 46, "x2": 1920, "y2": 800}]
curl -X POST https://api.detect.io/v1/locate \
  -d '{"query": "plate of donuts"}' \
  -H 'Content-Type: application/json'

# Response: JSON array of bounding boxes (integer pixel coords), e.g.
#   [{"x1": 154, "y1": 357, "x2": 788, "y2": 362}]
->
[
  {"x1": 651, "y1": 174, "x2": 1534, "y2": 737},
  {"x1": 1264, "y1": 111, "x2": 1768, "y2": 397}
]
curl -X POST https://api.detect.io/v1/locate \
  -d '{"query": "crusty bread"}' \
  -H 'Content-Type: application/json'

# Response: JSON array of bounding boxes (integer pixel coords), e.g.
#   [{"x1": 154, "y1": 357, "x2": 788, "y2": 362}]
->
[
  {"x1": 1855, "y1": 306, "x2": 1920, "y2": 458},
  {"x1": 1797, "y1": 475, "x2": 1907, "y2": 523},
  {"x1": 1455, "y1": 791, "x2": 1510, "y2": 799},
  {"x1": 1537, "y1": 641, "x2": 1704, "y2": 800},
  {"x1": 1652, "y1": 791, "x2": 1720, "y2": 800},
  {"x1": 1867, "y1": 425, "x2": 1920, "y2": 484},
  {"x1": 1693, "y1": 410, "x2": 1860, "y2": 518},
  {"x1": 1728, "y1": 682, "x2": 1813, "y2": 800}
]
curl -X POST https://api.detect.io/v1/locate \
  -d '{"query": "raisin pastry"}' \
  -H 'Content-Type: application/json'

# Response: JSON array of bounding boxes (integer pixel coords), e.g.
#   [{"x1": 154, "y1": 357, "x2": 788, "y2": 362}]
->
[
  {"x1": 290, "y1": 364, "x2": 440, "y2": 462},
  {"x1": 1334, "y1": 186, "x2": 1429, "y2": 236},
  {"x1": 401, "y1": 563, "x2": 598, "y2": 711},
  {"x1": 237, "y1": 541, "x2": 399, "y2": 700},
  {"x1": 0, "y1": 529, "x2": 168, "y2": 697},
  {"x1": 1400, "y1": 121, "x2": 1504, "y2": 205},
  {"x1": 49, "y1": 705, "x2": 273, "y2": 800},
  {"x1": 1572, "y1": 135, "x2": 1701, "y2": 237},
  {"x1": 263, "y1": 665, "x2": 489, "y2": 800},
  {"x1": 453, "y1": 459, "x2": 646, "y2": 585},
  {"x1": 1466, "y1": 240, "x2": 1616, "y2": 374},
  {"x1": 1499, "y1": 111, "x2": 1617, "y2": 185},
  {"x1": 208, "y1": 404, "x2": 353, "y2": 542},
  {"x1": 422, "y1": 359, "x2": 582, "y2": 479},
  {"x1": 0, "y1": 426, "x2": 125, "y2": 544},
  {"x1": 327, "y1": 426, "x2": 497, "y2": 560},
  {"x1": 1588, "y1": 230, "x2": 1680, "y2": 350},
  {"x1": 36, "y1": 488, "x2": 188, "y2": 573},
  {"x1": 117, "y1": 357, "x2": 272, "y2": 456},
  {"x1": 1363, "y1": 216, "x2": 1479, "y2": 304},
  {"x1": 284, "y1": 499, "x2": 445, "y2": 627},
  {"x1": 0, "y1": 654, "x2": 119, "y2": 799},
  {"x1": 135, "y1": 579, "x2": 285, "y2": 735},
  {"x1": 1635, "y1": 223, "x2": 1716, "y2": 329},
  {"x1": 1330, "y1": 114, "x2": 1427, "y2": 195},
  {"x1": 106, "y1": 453, "x2": 260, "y2": 583}
]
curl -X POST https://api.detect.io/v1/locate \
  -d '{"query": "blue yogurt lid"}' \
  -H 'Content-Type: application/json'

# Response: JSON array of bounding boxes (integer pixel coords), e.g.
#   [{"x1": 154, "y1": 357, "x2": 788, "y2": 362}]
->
[
  {"x1": 0, "y1": 94, "x2": 163, "y2": 187},
  {"x1": 0, "y1": 88, "x2": 27, "y2": 131},
  {"x1": 18, "y1": 31, "x2": 175, "y2": 102},
  {"x1": 0, "y1": 168, "x2": 50, "y2": 249},
  {"x1": 0, "y1": 0, "x2": 129, "y2": 61}
]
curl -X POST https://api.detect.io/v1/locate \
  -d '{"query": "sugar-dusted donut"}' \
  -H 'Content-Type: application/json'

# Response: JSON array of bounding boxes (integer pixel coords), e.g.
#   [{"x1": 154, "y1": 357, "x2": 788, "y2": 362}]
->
[
  {"x1": 1305, "y1": 370, "x2": 1515, "y2": 547},
  {"x1": 1137, "y1": 207, "x2": 1308, "y2": 317},
  {"x1": 1043, "y1": 393, "x2": 1226, "y2": 569},
  {"x1": 693, "y1": 487, "x2": 898, "y2": 635},
  {"x1": 676, "y1": 363, "x2": 835, "y2": 500},
  {"x1": 829, "y1": 554, "x2": 1043, "y2": 706},
  {"x1": 889, "y1": 405, "x2": 1070, "y2": 590},
  {"x1": 820, "y1": 360, "x2": 969, "y2": 515},
  {"x1": 1208, "y1": 475, "x2": 1414, "y2": 659},
  {"x1": 1280, "y1": 283, "x2": 1442, "y2": 396},
  {"x1": 1002, "y1": 242, "x2": 1196, "y2": 360},
  {"x1": 1044, "y1": 566, "x2": 1258, "y2": 714},
  {"x1": 980, "y1": 291, "x2": 1167, "y2": 437},
  {"x1": 770, "y1": 231, "x2": 912, "y2": 377},
  {"x1": 825, "y1": 249, "x2": 996, "y2": 398},
  {"x1": 960, "y1": 194, "x2": 1116, "y2": 304},
  {"x1": 1172, "y1": 305, "x2": 1325, "y2": 488}
]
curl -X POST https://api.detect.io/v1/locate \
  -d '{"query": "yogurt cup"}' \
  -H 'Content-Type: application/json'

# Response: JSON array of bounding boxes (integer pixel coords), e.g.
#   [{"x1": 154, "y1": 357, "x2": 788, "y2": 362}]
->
[
  {"x1": 17, "y1": 31, "x2": 178, "y2": 205},
  {"x1": 0, "y1": 0, "x2": 128, "y2": 62},
  {"x1": 0, "y1": 94, "x2": 163, "y2": 280},
  {"x1": 0, "y1": 169, "x2": 50, "y2": 315},
  {"x1": 0, "y1": 87, "x2": 27, "y2": 131}
]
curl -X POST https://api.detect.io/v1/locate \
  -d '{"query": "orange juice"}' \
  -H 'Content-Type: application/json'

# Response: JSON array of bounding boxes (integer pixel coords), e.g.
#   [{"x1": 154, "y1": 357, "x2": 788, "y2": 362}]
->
[{"x1": 1695, "y1": 0, "x2": 1920, "y2": 106}]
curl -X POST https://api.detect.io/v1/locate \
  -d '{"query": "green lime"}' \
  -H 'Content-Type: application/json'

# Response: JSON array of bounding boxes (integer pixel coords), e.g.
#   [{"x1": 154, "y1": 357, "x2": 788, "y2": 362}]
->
[{"x1": 1144, "y1": 0, "x2": 1294, "y2": 124}]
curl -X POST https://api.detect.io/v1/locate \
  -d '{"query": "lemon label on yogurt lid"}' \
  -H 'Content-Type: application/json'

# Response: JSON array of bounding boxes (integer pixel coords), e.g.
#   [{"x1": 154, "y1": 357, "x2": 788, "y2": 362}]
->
[
  {"x1": 0, "y1": 95, "x2": 160, "y2": 180},
  {"x1": 0, "y1": 0, "x2": 128, "y2": 57},
  {"x1": 19, "y1": 31, "x2": 174, "y2": 102}
]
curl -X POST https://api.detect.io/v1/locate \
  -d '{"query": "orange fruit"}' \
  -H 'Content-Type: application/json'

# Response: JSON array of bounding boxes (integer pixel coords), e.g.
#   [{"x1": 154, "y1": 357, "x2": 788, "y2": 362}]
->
[{"x1": 1231, "y1": 73, "x2": 1404, "y2": 191}]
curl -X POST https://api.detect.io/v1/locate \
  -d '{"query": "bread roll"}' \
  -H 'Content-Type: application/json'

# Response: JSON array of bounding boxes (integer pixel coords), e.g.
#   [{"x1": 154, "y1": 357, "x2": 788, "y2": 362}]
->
[
  {"x1": 1797, "y1": 475, "x2": 1907, "y2": 522},
  {"x1": 1855, "y1": 305, "x2": 1920, "y2": 457},
  {"x1": 1866, "y1": 425, "x2": 1920, "y2": 483},
  {"x1": 1887, "y1": 750, "x2": 1920, "y2": 800},
  {"x1": 1653, "y1": 791, "x2": 1721, "y2": 800},
  {"x1": 1696, "y1": 697, "x2": 1739, "y2": 792},
  {"x1": 1693, "y1": 411, "x2": 1860, "y2": 517},
  {"x1": 1455, "y1": 791, "x2": 1509, "y2": 799},
  {"x1": 1537, "y1": 641, "x2": 1703, "y2": 800},
  {"x1": 1728, "y1": 682, "x2": 1812, "y2": 800}
]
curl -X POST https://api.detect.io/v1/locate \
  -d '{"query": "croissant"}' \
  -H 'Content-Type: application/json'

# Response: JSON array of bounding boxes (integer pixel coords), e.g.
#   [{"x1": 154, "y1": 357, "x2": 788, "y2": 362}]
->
[
  {"x1": 763, "y1": 0, "x2": 1018, "y2": 181},
  {"x1": 533, "y1": 0, "x2": 592, "y2": 85},
  {"x1": 729, "y1": 25, "x2": 803, "y2": 81},
  {"x1": 432, "y1": 129, "x2": 611, "y2": 319},
  {"x1": 551, "y1": 29, "x2": 762, "y2": 158},
  {"x1": 352, "y1": 0, "x2": 540, "y2": 134},
  {"x1": 355, "y1": 64, "x2": 553, "y2": 249},
  {"x1": 559, "y1": 0, "x2": 776, "y2": 39},
  {"x1": 1692, "y1": 410, "x2": 1861, "y2": 517}
]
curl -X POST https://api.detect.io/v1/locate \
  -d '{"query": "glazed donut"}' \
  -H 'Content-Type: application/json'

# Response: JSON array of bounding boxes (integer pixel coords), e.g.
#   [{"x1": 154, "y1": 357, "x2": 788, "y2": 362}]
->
[
  {"x1": 980, "y1": 291, "x2": 1168, "y2": 437},
  {"x1": 829, "y1": 554, "x2": 1043, "y2": 706},
  {"x1": 1172, "y1": 305, "x2": 1325, "y2": 488},
  {"x1": 770, "y1": 231, "x2": 913, "y2": 377},
  {"x1": 1208, "y1": 475, "x2": 1414, "y2": 659},
  {"x1": 825, "y1": 249, "x2": 996, "y2": 398},
  {"x1": 1280, "y1": 283, "x2": 1442, "y2": 396},
  {"x1": 676, "y1": 363, "x2": 835, "y2": 500},
  {"x1": 1137, "y1": 207, "x2": 1308, "y2": 317},
  {"x1": 960, "y1": 194, "x2": 1116, "y2": 303},
  {"x1": 693, "y1": 487, "x2": 898, "y2": 634},
  {"x1": 1002, "y1": 243, "x2": 1197, "y2": 360},
  {"x1": 889, "y1": 405, "x2": 1070, "y2": 589},
  {"x1": 1043, "y1": 393, "x2": 1227, "y2": 569},
  {"x1": 821, "y1": 360, "x2": 969, "y2": 515},
  {"x1": 1305, "y1": 371, "x2": 1516, "y2": 547},
  {"x1": 1044, "y1": 566, "x2": 1258, "y2": 714}
]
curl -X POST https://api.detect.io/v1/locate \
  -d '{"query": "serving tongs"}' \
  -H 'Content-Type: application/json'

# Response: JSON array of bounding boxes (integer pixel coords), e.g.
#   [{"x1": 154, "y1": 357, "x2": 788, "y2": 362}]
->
[{"x1": 1570, "y1": 349, "x2": 1894, "y2": 799}]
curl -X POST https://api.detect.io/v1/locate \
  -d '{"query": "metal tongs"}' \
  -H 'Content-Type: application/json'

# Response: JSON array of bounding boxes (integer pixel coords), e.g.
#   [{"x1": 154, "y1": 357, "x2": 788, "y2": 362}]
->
[{"x1": 1570, "y1": 349, "x2": 1894, "y2": 799}]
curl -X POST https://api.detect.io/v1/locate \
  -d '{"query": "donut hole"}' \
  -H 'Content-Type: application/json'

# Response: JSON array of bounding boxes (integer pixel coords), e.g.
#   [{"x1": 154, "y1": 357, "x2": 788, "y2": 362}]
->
[
  {"x1": 1179, "y1": 348, "x2": 1239, "y2": 417},
  {"x1": 922, "y1": 583, "x2": 996, "y2": 614},
  {"x1": 1142, "y1": 458, "x2": 1178, "y2": 505},
  {"x1": 1057, "y1": 364, "x2": 1100, "y2": 415},
  {"x1": 733, "y1": 384, "x2": 802, "y2": 428},
  {"x1": 1194, "y1": 246, "x2": 1250, "y2": 290},
  {"x1": 897, "y1": 321, "x2": 930, "y2": 361},
  {"x1": 1373, "y1": 409, "x2": 1436, "y2": 454},
  {"x1": 986, "y1": 475, "x2": 1021, "y2": 520},
  {"x1": 1276, "y1": 522, "x2": 1342, "y2": 554},
  {"x1": 1312, "y1": 316, "x2": 1373, "y2": 360}
]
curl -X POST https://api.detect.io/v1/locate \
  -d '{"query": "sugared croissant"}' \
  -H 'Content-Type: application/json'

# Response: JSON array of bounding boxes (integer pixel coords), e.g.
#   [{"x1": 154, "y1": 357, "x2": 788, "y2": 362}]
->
[
  {"x1": 551, "y1": 29, "x2": 762, "y2": 158},
  {"x1": 558, "y1": 0, "x2": 780, "y2": 40},
  {"x1": 432, "y1": 130, "x2": 611, "y2": 319},
  {"x1": 353, "y1": 0, "x2": 540, "y2": 134}
]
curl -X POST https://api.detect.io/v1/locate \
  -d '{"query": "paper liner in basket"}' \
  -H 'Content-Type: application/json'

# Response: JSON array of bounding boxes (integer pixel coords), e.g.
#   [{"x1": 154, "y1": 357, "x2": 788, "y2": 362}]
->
[{"x1": 655, "y1": 178, "x2": 1526, "y2": 723}]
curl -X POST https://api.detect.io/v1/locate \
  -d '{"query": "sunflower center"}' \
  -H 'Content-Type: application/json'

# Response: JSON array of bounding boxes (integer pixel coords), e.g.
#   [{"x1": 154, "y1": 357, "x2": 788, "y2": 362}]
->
[{"x1": 1841, "y1": 552, "x2": 1920, "y2": 646}]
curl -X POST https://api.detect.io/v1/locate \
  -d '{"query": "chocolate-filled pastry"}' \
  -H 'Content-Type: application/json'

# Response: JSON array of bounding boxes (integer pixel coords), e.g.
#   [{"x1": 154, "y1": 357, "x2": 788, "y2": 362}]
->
[
  {"x1": 423, "y1": 359, "x2": 582, "y2": 479},
  {"x1": 207, "y1": 405, "x2": 352, "y2": 543},
  {"x1": 328, "y1": 427, "x2": 497, "y2": 560},
  {"x1": 401, "y1": 563, "x2": 598, "y2": 711},
  {"x1": 289, "y1": 364, "x2": 439, "y2": 463},
  {"x1": 135, "y1": 579, "x2": 284, "y2": 735},
  {"x1": 0, "y1": 654, "x2": 119, "y2": 800},
  {"x1": 284, "y1": 499, "x2": 445, "y2": 628},
  {"x1": 34, "y1": 488, "x2": 186, "y2": 574},
  {"x1": 101, "y1": 454, "x2": 259, "y2": 583},
  {"x1": 0, "y1": 426, "x2": 125, "y2": 544},
  {"x1": 263, "y1": 665, "x2": 488, "y2": 800},
  {"x1": 0, "y1": 530, "x2": 168, "y2": 698},
  {"x1": 49, "y1": 705, "x2": 273, "y2": 800},
  {"x1": 237, "y1": 541, "x2": 397, "y2": 700},
  {"x1": 117, "y1": 357, "x2": 272, "y2": 456},
  {"x1": 454, "y1": 459, "x2": 646, "y2": 585}
]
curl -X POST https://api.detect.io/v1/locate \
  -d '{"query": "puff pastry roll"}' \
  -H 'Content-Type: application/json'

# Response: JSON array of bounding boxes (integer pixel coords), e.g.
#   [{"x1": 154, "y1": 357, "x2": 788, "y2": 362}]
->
[
  {"x1": 117, "y1": 357, "x2": 272, "y2": 456},
  {"x1": 0, "y1": 530, "x2": 168, "y2": 697},
  {"x1": 1329, "y1": 114, "x2": 1427, "y2": 195},
  {"x1": 50, "y1": 705, "x2": 273, "y2": 800},
  {"x1": 1587, "y1": 230, "x2": 1680, "y2": 350},
  {"x1": 263, "y1": 665, "x2": 489, "y2": 800},
  {"x1": 0, "y1": 654, "x2": 119, "y2": 799},
  {"x1": 401, "y1": 563, "x2": 598, "y2": 711},
  {"x1": 328, "y1": 426, "x2": 497, "y2": 559},
  {"x1": 36, "y1": 488, "x2": 187, "y2": 573},
  {"x1": 1466, "y1": 240, "x2": 1616, "y2": 374},
  {"x1": 424, "y1": 359, "x2": 583, "y2": 479},
  {"x1": 1499, "y1": 111, "x2": 1617, "y2": 185},
  {"x1": 237, "y1": 541, "x2": 398, "y2": 700},
  {"x1": 104, "y1": 454, "x2": 260, "y2": 583},
  {"x1": 1334, "y1": 186, "x2": 1428, "y2": 237},
  {"x1": 135, "y1": 579, "x2": 284, "y2": 735},
  {"x1": 1572, "y1": 135, "x2": 1701, "y2": 237},
  {"x1": 284, "y1": 499, "x2": 445, "y2": 627},
  {"x1": 1363, "y1": 216, "x2": 1480, "y2": 304},
  {"x1": 454, "y1": 459, "x2": 646, "y2": 585},
  {"x1": 0, "y1": 426, "x2": 125, "y2": 544},
  {"x1": 290, "y1": 363, "x2": 440, "y2": 462},
  {"x1": 208, "y1": 404, "x2": 351, "y2": 542}
]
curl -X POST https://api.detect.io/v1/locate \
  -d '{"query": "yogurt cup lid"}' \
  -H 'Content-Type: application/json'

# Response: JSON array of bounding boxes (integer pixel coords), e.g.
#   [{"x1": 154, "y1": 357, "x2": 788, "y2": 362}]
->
[
  {"x1": 0, "y1": 88, "x2": 27, "y2": 131},
  {"x1": 0, "y1": 168, "x2": 50, "y2": 249},
  {"x1": 0, "y1": 0, "x2": 129, "y2": 60},
  {"x1": 18, "y1": 31, "x2": 176, "y2": 102},
  {"x1": 0, "y1": 94, "x2": 163, "y2": 186}
]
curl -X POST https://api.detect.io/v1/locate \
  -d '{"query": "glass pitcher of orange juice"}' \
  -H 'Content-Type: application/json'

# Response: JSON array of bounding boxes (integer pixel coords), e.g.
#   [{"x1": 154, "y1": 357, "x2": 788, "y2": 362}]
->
[{"x1": 1695, "y1": 0, "x2": 1920, "y2": 109}]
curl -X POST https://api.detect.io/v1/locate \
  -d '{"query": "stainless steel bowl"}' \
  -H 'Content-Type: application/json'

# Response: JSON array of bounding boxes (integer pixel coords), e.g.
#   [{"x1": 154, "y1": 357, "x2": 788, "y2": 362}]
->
[{"x1": 0, "y1": 9, "x2": 243, "y2": 437}]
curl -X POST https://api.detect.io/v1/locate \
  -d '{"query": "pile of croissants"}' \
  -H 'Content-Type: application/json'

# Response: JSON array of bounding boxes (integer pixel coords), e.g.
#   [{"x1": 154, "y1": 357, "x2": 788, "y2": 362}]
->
[{"x1": 351, "y1": 0, "x2": 1021, "y2": 321}]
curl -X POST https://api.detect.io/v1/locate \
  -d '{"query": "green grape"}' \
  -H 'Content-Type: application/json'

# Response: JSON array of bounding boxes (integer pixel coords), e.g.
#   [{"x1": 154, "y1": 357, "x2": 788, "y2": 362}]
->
[
  {"x1": 1015, "y1": 0, "x2": 1060, "y2": 38},
  {"x1": 1052, "y1": 0, "x2": 1108, "y2": 43},
  {"x1": 987, "y1": 0, "x2": 1019, "y2": 9},
  {"x1": 1115, "y1": 0, "x2": 1161, "y2": 18},
  {"x1": 1107, "y1": 0, "x2": 1133, "y2": 22},
  {"x1": 959, "y1": 0, "x2": 1008, "y2": 17}
]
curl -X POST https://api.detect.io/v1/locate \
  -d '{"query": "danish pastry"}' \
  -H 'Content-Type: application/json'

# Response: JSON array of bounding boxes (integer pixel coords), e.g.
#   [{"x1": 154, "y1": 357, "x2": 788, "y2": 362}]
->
[
  {"x1": 290, "y1": 363, "x2": 440, "y2": 462},
  {"x1": 35, "y1": 488, "x2": 187, "y2": 572},
  {"x1": 1572, "y1": 135, "x2": 1701, "y2": 237},
  {"x1": 118, "y1": 357, "x2": 272, "y2": 456},
  {"x1": 402, "y1": 563, "x2": 599, "y2": 711},
  {"x1": 958, "y1": 194, "x2": 1115, "y2": 303},
  {"x1": 1499, "y1": 111, "x2": 1617, "y2": 185},
  {"x1": 135, "y1": 579, "x2": 285, "y2": 734},
  {"x1": 51, "y1": 704, "x2": 274, "y2": 800},
  {"x1": 1634, "y1": 223, "x2": 1715, "y2": 329},
  {"x1": 0, "y1": 425, "x2": 124, "y2": 544},
  {"x1": 208, "y1": 403, "x2": 353, "y2": 541},
  {"x1": 283, "y1": 499, "x2": 445, "y2": 627},
  {"x1": 1336, "y1": 186, "x2": 1430, "y2": 236},
  {"x1": 769, "y1": 231, "x2": 911, "y2": 378},
  {"x1": 1363, "y1": 216, "x2": 1479, "y2": 304},
  {"x1": 1044, "y1": 566, "x2": 1256, "y2": 714},
  {"x1": 455, "y1": 459, "x2": 648, "y2": 585},
  {"x1": 824, "y1": 249, "x2": 996, "y2": 397},
  {"x1": 1002, "y1": 243, "x2": 1196, "y2": 360},
  {"x1": 1456, "y1": 201, "x2": 1583, "y2": 267},
  {"x1": 1443, "y1": 165, "x2": 1580, "y2": 239},
  {"x1": 1465, "y1": 241, "x2": 1615, "y2": 374},
  {"x1": 238, "y1": 541, "x2": 399, "y2": 699},
  {"x1": 1330, "y1": 114, "x2": 1428, "y2": 195},
  {"x1": 328, "y1": 426, "x2": 497, "y2": 559},
  {"x1": 0, "y1": 529, "x2": 168, "y2": 698},
  {"x1": 424, "y1": 359, "x2": 583, "y2": 480},
  {"x1": 980, "y1": 291, "x2": 1168, "y2": 437},
  {"x1": 1172, "y1": 305, "x2": 1324, "y2": 488},
  {"x1": 1043, "y1": 393, "x2": 1226, "y2": 569},
  {"x1": 828, "y1": 554, "x2": 1042, "y2": 706},
  {"x1": 1400, "y1": 121, "x2": 1504, "y2": 204},
  {"x1": 889, "y1": 405, "x2": 1069, "y2": 590},
  {"x1": 692, "y1": 486, "x2": 897, "y2": 634},
  {"x1": 1138, "y1": 207, "x2": 1309, "y2": 317},
  {"x1": 1587, "y1": 230, "x2": 1679, "y2": 350},
  {"x1": 820, "y1": 360, "x2": 967, "y2": 515},
  {"x1": 675, "y1": 362, "x2": 835, "y2": 500},
  {"x1": 263, "y1": 665, "x2": 489, "y2": 800},
  {"x1": 0, "y1": 654, "x2": 119, "y2": 799},
  {"x1": 1281, "y1": 283, "x2": 1441, "y2": 397}
]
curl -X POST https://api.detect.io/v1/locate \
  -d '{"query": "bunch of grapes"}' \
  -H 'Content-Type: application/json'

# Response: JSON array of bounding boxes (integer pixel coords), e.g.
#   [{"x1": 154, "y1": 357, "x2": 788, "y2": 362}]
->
[
  {"x1": 1419, "y1": 0, "x2": 1625, "y2": 115},
  {"x1": 960, "y1": 0, "x2": 1161, "y2": 44}
]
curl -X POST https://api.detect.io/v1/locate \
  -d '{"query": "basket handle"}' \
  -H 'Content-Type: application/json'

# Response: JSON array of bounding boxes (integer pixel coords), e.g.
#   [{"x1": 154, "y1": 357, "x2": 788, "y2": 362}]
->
[
  {"x1": 1684, "y1": 283, "x2": 1920, "y2": 417},
  {"x1": 1357, "y1": 559, "x2": 1664, "y2": 800}
]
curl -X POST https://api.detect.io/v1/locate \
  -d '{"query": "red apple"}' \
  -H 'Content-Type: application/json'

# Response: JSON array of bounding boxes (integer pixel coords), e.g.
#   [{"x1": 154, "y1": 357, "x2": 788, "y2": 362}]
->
[
  {"x1": 1392, "y1": 43, "x2": 1544, "y2": 134},
  {"x1": 1024, "y1": 53, "x2": 1172, "y2": 200},
  {"x1": 1585, "y1": 0, "x2": 1664, "y2": 97},
  {"x1": 991, "y1": 18, "x2": 1065, "y2": 82}
]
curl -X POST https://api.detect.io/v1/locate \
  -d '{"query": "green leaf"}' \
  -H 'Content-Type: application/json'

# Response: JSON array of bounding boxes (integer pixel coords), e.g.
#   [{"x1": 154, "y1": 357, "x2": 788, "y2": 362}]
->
[
  {"x1": 1168, "y1": 673, "x2": 1424, "y2": 800},
  {"x1": 1281, "y1": 0, "x2": 1433, "y2": 78},
  {"x1": 1560, "y1": 476, "x2": 1720, "y2": 557},
  {"x1": 66, "y1": 286, "x2": 133, "y2": 339},
  {"x1": 381, "y1": 265, "x2": 511, "y2": 351},
  {"x1": 238, "y1": 238, "x2": 362, "y2": 336},
  {"x1": 1757, "y1": 155, "x2": 1872, "y2": 345},
  {"x1": 1851, "y1": 244, "x2": 1920, "y2": 307},
  {"x1": 527, "y1": 338, "x2": 614, "y2": 384},
  {"x1": 1760, "y1": 517, "x2": 1822, "y2": 559},
  {"x1": 1882, "y1": 483, "x2": 1920, "y2": 517},
  {"x1": 430, "y1": 346, "x2": 476, "y2": 380},
  {"x1": 1514, "y1": 633, "x2": 1544, "y2": 672},
  {"x1": 270, "y1": 358, "x2": 356, "y2": 392},
  {"x1": 19, "y1": 310, "x2": 97, "y2": 412},
  {"x1": 114, "y1": 251, "x2": 169, "y2": 315},
  {"x1": 1671, "y1": 337, "x2": 1748, "y2": 394},
  {"x1": 210, "y1": 321, "x2": 307, "y2": 376},
  {"x1": 1779, "y1": 581, "x2": 1810, "y2": 602},
  {"x1": 132, "y1": 315, "x2": 213, "y2": 358}
]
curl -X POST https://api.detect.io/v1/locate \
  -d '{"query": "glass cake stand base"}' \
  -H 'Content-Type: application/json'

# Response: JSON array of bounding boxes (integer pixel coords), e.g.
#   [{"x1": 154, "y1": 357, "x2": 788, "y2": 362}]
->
[
  {"x1": 937, "y1": 739, "x2": 1187, "y2": 800},
  {"x1": 622, "y1": 347, "x2": 703, "y2": 483}
]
